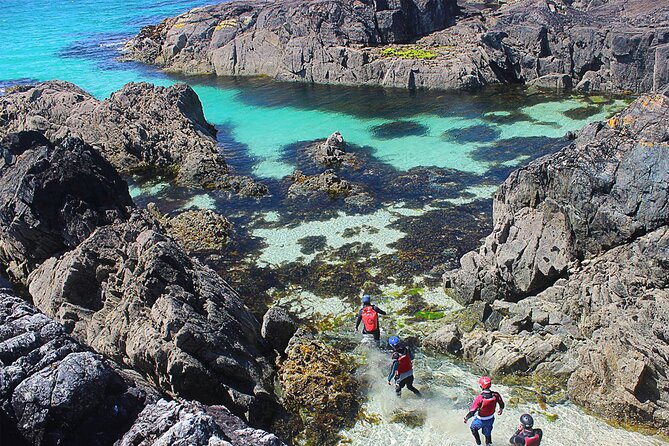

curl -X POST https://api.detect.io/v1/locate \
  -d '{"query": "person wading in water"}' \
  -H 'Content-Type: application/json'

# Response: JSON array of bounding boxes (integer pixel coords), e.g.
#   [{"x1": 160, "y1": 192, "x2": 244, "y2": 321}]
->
[
  {"x1": 386, "y1": 335, "x2": 421, "y2": 397},
  {"x1": 464, "y1": 376, "x2": 505, "y2": 446},
  {"x1": 354, "y1": 294, "x2": 386, "y2": 345}
]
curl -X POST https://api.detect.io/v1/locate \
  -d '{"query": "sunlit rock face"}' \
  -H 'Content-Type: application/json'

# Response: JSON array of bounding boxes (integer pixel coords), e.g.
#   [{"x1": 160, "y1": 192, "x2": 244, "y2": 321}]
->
[{"x1": 444, "y1": 95, "x2": 669, "y2": 433}]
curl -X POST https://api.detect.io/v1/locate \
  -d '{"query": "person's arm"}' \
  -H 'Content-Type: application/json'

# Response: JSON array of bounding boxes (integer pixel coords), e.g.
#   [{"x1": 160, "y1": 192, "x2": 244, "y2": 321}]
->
[
  {"x1": 375, "y1": 305, "x2": 387, "y2": 315},
  {"x1": 355, "y1": 309, "x2": 362, "y2": 331},
  {"x1": 387, "y1": 360, "x2": 398, "y2": 382},
  {"x1": 496, "y1": 392, "x2": 505, "y2": 414},
  {"x1": 408, "y1": 348, "x2": 415, "y2": 360},
  {"x1": 464, "y1": 395, "x2": 481, "y2": 422},
  {"x1": 536, "y1": 428, "x2": 543, "y2": 441}
]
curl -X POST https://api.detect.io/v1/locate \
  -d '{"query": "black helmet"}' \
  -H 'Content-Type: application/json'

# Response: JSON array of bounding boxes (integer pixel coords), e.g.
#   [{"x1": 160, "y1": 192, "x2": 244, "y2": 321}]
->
[{"x1": 520, "y1": 413, "x2": 534, "y2": 429}]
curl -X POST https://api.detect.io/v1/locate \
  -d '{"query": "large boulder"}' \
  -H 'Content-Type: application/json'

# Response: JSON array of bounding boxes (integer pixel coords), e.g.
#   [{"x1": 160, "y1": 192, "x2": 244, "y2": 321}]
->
[
  {"x1": 445, "y1": 95, "x2": 669, "y2": 304},
  {"x1": 261, "y1": 306, "x2": 298, "y2": 355},
  {"x1": 0, "y1": 132, "x2": 132, "y2": 282},
  {"x1": 0, "y1": 81, "x2": 266, "y2": 194},
  {"x1": 0, "y1": 132, "x2": 276, "y2": 425},
  {"x1": 0, "y1": 288, "x2": 157, "y2": 446}
]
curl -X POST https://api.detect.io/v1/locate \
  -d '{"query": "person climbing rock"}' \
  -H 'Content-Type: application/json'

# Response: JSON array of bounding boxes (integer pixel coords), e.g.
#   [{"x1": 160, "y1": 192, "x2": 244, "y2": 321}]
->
[
  {"x1": 509, "y1": 414, "x2": 542, "y2": 445},
  {"x1": 464, "y1": 376, "x2": 505, "y2": 446},
  {"x1": 354, "y1": 294, "x2": 386, "y2": 342},
  {"x1": 386, "y1": 335, "x2": 421, "y2": 397}
]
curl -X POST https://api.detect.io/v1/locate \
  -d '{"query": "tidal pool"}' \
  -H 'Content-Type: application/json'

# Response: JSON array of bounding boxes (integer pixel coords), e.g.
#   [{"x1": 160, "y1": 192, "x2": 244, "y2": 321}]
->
[{"x1": 1, "y1": 0, "x2": 659, "y2": 443}]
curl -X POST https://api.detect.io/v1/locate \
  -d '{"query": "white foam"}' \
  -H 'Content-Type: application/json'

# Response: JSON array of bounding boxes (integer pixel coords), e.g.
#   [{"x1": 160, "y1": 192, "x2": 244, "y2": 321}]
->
[{"x1": 341, "y1": 346, "x2": 668, "y2": 445}]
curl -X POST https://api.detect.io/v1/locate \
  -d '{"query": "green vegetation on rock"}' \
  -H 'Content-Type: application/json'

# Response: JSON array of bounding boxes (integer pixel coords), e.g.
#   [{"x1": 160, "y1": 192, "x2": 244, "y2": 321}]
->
[
  {"x1": 380, "y1": 47, "x2": 438, "y2": 60},
  {"x1": 279, "y1": 339, "x2": 360, "y2": 446}
]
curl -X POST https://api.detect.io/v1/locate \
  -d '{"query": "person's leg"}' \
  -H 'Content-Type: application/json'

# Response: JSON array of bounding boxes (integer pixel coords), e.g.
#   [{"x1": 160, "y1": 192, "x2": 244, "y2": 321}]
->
[
  {"x1": 470, "y1": 418, "x2": 483, "y2": 445},
  {"x1": 404, "y1": 375, "x2": 421, "y2": 396},
  {"x1": 395, "y1": 378, "x2": 402, "y2": 397},
  {"x1": 481, "y1": 418, "x2": 494, "y2": 445},
  {"x1": 372, "y1": 329, "x2": 380, "y2": 347}
]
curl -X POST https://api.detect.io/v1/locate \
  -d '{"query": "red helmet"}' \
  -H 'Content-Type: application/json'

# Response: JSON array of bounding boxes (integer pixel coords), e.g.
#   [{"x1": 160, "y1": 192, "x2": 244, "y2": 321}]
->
[{"x1": 479, "y1": 376, "x2": 492, "y2": 389}]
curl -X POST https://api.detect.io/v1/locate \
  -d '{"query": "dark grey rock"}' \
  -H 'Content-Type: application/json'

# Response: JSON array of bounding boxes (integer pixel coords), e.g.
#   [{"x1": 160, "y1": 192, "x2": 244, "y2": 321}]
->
[
  {"x1": 261, "y1": 306, "x2": 298, "y2": 355},
  {"x1": 0, "y1": 132, "x2": 277, "y2": 426},
  {"x1": 0, "y1": 81, "x2": 267, "y2": 195},
  {"x1": 124, "y1": 0, "x2": 669, "y2": 93},
  {"x1": 0, "y1": 289, "x2": 156, "y2": 446},
  {"x1": 0, "y1": 132, "x2": 132, "y2": 282},
  {"x1": 118, "y1": 399, "x2": 285, "y2": 446}
]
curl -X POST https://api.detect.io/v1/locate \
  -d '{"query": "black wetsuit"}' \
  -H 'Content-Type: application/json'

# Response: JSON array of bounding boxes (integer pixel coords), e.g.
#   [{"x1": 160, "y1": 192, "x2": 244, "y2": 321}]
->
[{"x1": 355, "y1": 304, "x2": 386, "y2": 340}]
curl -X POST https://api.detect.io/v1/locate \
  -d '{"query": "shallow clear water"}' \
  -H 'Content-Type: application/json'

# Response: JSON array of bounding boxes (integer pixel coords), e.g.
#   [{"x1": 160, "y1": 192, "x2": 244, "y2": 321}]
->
[{"x1": 1, "y1": 0, "x2": 664, "y2": 444}]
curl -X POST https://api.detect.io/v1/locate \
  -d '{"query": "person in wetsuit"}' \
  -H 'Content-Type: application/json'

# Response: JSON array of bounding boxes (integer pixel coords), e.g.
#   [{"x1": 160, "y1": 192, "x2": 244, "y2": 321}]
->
[
  {"x1": 354, "y1": 294, "x2": 387, "y2": 342},
  {"x1": 464, "y1": 376, "x2": 505, "y2": 446},
  {"x1": 386, "y1": 335, "x2": 421, "y2": 397},
  {"x1": 510, "y1": 414, "x2": 542, "y2": 446}
]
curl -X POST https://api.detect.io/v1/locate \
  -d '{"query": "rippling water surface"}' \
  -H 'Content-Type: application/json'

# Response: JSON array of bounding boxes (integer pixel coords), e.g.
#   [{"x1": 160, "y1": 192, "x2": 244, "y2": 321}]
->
[{"x1": 1, "y1": 1, "x2": 665, "y2": 444}]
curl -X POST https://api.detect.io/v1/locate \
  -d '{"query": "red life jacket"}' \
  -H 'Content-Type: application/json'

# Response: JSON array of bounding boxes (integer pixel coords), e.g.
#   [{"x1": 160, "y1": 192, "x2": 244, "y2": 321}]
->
[
  {"x1": 478, "y1": 392, "x2": 498, "y2": 417},
  {"x1": 397, "y1": 352, "x2": 412, "y2": 374},
  {"x1": 361, "y1": 306, "x2": 378, "y2": 331},
  {"x1": 524, "y1": 432, "x2": 541, "y2": 446}
]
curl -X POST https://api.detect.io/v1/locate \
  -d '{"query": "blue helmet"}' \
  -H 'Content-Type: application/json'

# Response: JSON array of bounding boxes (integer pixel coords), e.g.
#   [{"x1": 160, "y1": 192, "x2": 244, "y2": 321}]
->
[
  {"x1": 362, "y1": 295, "x2": 371, "y2": 304},
  {"x1": 388, "y1": 336, "x2": 400, "y2": 347}
]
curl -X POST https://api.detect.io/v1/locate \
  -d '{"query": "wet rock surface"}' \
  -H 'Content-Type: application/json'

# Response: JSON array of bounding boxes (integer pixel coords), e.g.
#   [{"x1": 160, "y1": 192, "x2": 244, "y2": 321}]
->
[
  {"x1": 442, "y1": 95, "x2": 669, "y2": 433},
  {"x1": 0, "y1": 131, "x2": 277, "y2": 426},
  {"x1": 0, "y1": 287, "x2": 157, "y2": 446},
  {"x1": 287, "y1": 169, "x2": 373, "y2": 207},
  {"x1": 124, "y1": 0, "x2": 669, "y2": 93},
  {"x1": 0, "y1": 81, "x2": 266, "y2": 194}
]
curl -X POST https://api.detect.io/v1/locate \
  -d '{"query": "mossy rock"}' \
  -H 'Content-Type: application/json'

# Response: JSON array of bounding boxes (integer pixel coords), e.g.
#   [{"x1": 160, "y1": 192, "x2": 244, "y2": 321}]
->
[{"x1": 279, "y1": 339, "x2": 360, "y2": 446}]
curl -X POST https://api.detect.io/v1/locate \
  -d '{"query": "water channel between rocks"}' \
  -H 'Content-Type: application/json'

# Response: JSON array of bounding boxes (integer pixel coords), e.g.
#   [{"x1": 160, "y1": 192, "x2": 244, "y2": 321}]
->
[{"x1": 1, "y1": 0, "x2": 667, "y2": 443}]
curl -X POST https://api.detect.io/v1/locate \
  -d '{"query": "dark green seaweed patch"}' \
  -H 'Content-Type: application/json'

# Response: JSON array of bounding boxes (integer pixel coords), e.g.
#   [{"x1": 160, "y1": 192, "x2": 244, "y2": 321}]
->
[
  {"x1": 370, "y1": 120, "x2": 429, "y2": 139},
  {"x1": 298, "y1": 235, "x2": 328, "y2": 255},
  {"x1": 442, "y1": 124, "x2": 501, "y2": 143}
]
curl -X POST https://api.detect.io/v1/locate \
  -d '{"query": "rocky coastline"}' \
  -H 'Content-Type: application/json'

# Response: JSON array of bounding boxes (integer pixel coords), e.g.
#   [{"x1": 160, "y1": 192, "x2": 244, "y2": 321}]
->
[
  {"x1": 437, "y1": 94, "x2": 669, "y2": 433},
  {"x1": 0, "y1": 130, "x2": 286, "y2": 442},
  {"x1": 1, "y1": 0, "x2": 669, "y2": 444},
  {"x1": 123, "y1": 0, "x2": 669, "y2": 93},
  {"x1": 0, "y1": 81, "x2": 267, "y2": 195}
]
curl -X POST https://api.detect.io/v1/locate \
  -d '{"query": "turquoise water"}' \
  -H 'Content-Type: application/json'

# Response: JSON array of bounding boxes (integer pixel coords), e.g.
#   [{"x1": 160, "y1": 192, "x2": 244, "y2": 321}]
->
[
  {"x1": 0, "y1": 0, "x2": 624, "y2": 180},
  {"x1": 3, "y1": 1, "x2": 662, "y2": 444}
]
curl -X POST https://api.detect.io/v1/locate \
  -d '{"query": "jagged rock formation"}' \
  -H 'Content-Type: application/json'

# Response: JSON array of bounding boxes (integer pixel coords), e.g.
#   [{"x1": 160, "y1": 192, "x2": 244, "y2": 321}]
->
[
  {"x1": 0, "y1": 287, "x2": 157, "y2": 446},
  {"x1": 0, "y1": 132, "x2": 276, "y2": 426},
  {"x1": 124, "y1": 0, "x2": 669, "y2": 93},
  {"x1": 441, "y1": 95, "x2": 669, "y2": 432},
  {"x1": 0, "y1": 81, "x2": 267, "y2": 195},
  {"x1": 0, "y1": 131, "x2": 133, "y2": 283},
  {"x1": 303, "y1": 131, "x2": 360, "y2": 168},
  {"x1": 0, "y1": 284, "x2": 284, "y2": 446},
  {"x1": 118, "y1": 399, "x2": 284, "y2": 446}
]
